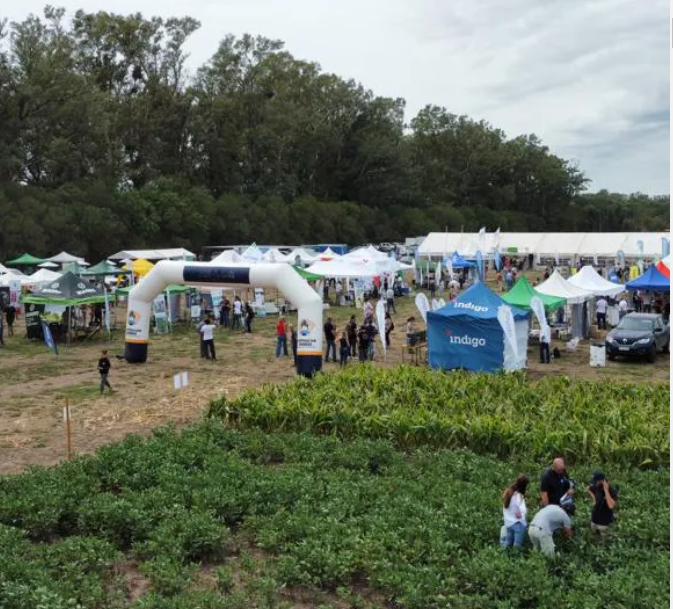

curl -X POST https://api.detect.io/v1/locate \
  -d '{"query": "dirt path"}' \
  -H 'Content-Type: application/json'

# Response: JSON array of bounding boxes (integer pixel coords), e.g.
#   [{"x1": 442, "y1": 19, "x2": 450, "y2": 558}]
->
[{"x1": 0, "y1": 294, "x2": 669, "y2": 475}]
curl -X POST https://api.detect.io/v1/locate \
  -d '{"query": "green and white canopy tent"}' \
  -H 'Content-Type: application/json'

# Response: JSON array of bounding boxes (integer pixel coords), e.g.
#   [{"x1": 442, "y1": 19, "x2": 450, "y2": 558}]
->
[
  {"x1": 22, "y1": 271, "x2": 106, "y2": 305},
  {"x1": 5, "y1": 253, "x2": 45, "y2": 266},
  {"x1": 81, "y1": 260, "x2": 130, "y2": 277}
]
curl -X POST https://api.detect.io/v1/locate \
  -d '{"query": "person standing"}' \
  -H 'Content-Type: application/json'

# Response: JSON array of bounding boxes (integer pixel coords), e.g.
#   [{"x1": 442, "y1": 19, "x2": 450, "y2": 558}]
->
[
  {"x1": 501, "y1": 475, "x2": 529, "y2": 549},
  {"x1": 363, "y1": 298, "x2": 374, "y2": 324},
  {"x1": 385, "y1": 285, "x2": 396, "y2": 314},
  {"x1": 244, "y1": 302, "x2": 255, "y2": 333},
  {"x1": 98, "y1": 349, "x2": 113, "y2": 394},
  {"x1": 200, "y1": 318, "x2": 216, "y2": 359},
  {"x1": 5, "y1": 305, "x2": 15, "y2": 337},
  {"x1": 365, "y1": 319, "x2": 378, "y2": 360},
  {"x1": 289, "y1": 324, "x2": 298, "y2": 367},
  {"x1": 324, "y1": 317, "x2": 337, "y2": 362},
  {"x1": 357, "y1": 324, "x2": 369, "y2": 363},
  {"x1": 539, "y1": 323, "x2": 551, "y2": 364},
  {"x1": 618, "y1": 296, "x2": 628, "y2": 319},
  {"x1": 339, "y1": 331, "x2": 350, "y2": 366},
  {"x1": 586, "y1": 470, "x2": 618, "y2": 538},
  {"x1": 276, "y1": 316, "x2": 289, "y2": 357},
  {"x1": 196, "y1": 317, "x2": 207, "y2": 358},
  {"x1": 540, "y1": 458, "x2": 574, "y2": 507},
  {"x1": 384, "y1": 312, "x2": 394, "y2": 348},
  {"x1": 232, "y1": 296, "x2": 243, "y2": 331},
  {"x1": 220, "y1": 297, "x2": 231, "y2": 328},
  {"x1": 346, "y1": 315, "x2": 358, "y2": 357},
  {"x1": 595, "y1": 296, "x2": 608, "y2": 330},
  {"x1": 527, "y1": 504, "x2": 574, "y2": 557}
]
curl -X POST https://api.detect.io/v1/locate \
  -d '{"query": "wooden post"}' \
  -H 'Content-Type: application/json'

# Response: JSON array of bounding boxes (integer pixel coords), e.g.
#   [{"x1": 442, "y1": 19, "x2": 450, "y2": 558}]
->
[{"x1": 63, "y1": 399, "x2": 72, "y2": 460}]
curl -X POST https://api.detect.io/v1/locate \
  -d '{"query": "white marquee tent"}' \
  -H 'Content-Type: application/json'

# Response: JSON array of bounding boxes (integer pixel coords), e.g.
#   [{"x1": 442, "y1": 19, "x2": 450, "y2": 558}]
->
[
  {"x1": 210, "y1": 249, "x2": 243, "y2": 264},
  {"x1": 418, "y1": 232, "x2": 670, "y2": 258},
  {"x1": 535, "y1": 270, "x2": 594, "y2": 304},
  {"x1": 108, "y1": 248, "x2": 196, "y2": 261},
  {"x1": 567, "y1": 265, "x2": 625, "y2": 297},
  {"x1": 305, "y1": 258, "x2": 380, "y2": 277}
]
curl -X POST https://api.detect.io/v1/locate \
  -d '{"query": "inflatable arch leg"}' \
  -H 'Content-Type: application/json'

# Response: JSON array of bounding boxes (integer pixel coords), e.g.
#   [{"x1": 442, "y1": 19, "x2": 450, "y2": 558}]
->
[{"x1": 124, "y1": 261, "x2": 323, "y2": 376}]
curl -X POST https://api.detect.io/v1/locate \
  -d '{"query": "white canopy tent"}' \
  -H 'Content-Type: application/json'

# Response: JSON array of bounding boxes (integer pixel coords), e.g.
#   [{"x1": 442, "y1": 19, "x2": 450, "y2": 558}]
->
[
  {"x1": 262, "y1": 247, "x2": 289, "y2": 263},
  {"x1": 343, "y1": 245, "x2": 389, "y2": 261},
  {"x1": 567, "y1": 266, "x2": 625, "y2": 297},
  {"x1": 38, "y1": 261, "x2": 60, "y2": 268},
  {"x1": 305, "y1": 258, "x2": 381, "y2": 277},
  {"x1": 27, "y1": 268, "x2": 62, "y2": 284},
  {"x1": 48, "y1": 251, "x2": 88, "y2": 265},
  {"x1": 241, "y1": 243, "x2": 264, "y2": 262},
  {"x1": 108, "y1": 248, "x2": 196, "y2": 261},
  {"x1": 287, "y1": 248, "x2": 318, "y2": 264},
  {"x1": 318, "y1": 247, "x2": 342, "y2": 261},
  {"x1": 418, "y1": 232, "x2": 670, "y2": 258},
  {"x1": 210, "y1": 249, "x2": 243, "y2": 264},
  {"x1": 0, "y1": 270, "x2": 34, "y2": 286},
  {"x1": 535, "y1": 270, "x2": 594, "y2": 304}
]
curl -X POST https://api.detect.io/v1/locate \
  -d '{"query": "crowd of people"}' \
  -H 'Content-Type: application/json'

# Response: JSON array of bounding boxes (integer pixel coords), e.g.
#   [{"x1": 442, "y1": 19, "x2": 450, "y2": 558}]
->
[{"x1": 500, "y1": 457, "x2": 618, "y2": 557}]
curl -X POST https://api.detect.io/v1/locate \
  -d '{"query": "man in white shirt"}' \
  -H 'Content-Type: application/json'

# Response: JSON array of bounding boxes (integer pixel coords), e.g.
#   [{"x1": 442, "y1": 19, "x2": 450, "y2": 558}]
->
[
  {"x1": 232, "y1": 296, "x2": 243, "y2": 331},
  {"x1": 595, "y1": 297, "x2": 608, "y2": 330},
  {"x1": 618, "y1": 297, "x2": 628, "y2": 318},
  {"x1": 528, "y1": 504, "x2": 573, "y2": 557},
  {"x1": 539, "y1": 323, "x2": 551, "y2": 364},
  {"x1": 385, "y1": 286, "x2": 396, "y2": 314},
  {"x1": 200, "y1": 318, "x2": 216, "y2": 360}
]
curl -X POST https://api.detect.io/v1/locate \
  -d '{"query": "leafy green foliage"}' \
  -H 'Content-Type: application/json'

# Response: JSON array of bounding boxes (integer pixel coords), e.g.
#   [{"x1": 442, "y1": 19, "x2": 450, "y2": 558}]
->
[
  {"x1": 209, "y1": 367, "x2": 670, "y2": 467},
  {"x1": 0, "y1": 418, "x2": 668, "y2": 608},
  {"x1": 0, "y1": 9, "x2": 665, "y2": 260}
]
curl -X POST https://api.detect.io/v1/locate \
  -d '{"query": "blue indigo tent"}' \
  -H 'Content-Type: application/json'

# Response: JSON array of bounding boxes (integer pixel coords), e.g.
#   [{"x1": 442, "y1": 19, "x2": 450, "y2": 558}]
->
[
  {"x1": 625, "y1": 265, "x2": 670, "y2": 292},
  {"x1": 427, "y1": 282, "x2": 529, "y2": 373},
  {"x1": 444, "y1": 251, "x2": 474, "y2": 269}
]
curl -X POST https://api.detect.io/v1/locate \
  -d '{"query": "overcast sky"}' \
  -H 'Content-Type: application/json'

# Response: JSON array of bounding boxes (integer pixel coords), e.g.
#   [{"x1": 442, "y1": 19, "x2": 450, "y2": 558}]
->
[{"x1": 4, "y1": 0, "x2": 670, "y2": 194}]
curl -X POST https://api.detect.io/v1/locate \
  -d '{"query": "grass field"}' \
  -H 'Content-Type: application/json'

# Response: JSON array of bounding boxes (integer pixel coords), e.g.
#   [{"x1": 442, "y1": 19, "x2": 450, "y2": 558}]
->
[{"x1": 0, "y1": 285, "x2": 669, "y2": 475}]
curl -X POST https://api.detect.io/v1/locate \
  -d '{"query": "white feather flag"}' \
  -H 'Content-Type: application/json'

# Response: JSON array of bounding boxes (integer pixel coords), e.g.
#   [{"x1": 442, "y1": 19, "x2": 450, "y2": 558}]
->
[
  {"x1": 497, "y1": 304, "x2": 518, "y2": 359},
  {"x1": 415, "y1": 293, "x2": 430, "y2": 323}
]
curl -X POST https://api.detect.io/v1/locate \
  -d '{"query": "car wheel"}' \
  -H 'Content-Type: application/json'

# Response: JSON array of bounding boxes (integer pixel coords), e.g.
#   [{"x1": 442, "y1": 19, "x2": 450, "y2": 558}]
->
[{"x1": 646, "y1": 347, "x2": 656, "y2": 363}]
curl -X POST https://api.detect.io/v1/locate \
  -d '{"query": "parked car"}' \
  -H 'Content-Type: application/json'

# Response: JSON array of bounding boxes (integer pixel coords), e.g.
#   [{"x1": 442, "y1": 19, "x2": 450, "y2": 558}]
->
[
  {"x1": 379, "y1": 242, "x2": 395, "y2": 252},
  {"x1": 605, "y1": 313, "x2": 669, "y2": 363}
]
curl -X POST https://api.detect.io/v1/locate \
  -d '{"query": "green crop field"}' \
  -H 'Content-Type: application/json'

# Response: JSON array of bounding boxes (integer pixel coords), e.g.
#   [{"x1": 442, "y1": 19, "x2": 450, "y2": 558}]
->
[{"x1": 0, "y1": 370, "x2": 669, "y2": 609}]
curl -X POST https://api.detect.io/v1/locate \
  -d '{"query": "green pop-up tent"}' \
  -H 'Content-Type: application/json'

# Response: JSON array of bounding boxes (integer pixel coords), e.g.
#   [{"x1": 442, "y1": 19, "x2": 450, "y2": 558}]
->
[
  {"x1": 81, "y1": 260, "x2": 130, "y2": 277},
  {"x1": 22, "y1": 271, "x2": 106, "y2": 305},
  {"x1": 6, "y1": 253, "x2": 45, "y2": 266},
  {"x1": 502, "y1": 276, "x2": 565, "y2": 311}
]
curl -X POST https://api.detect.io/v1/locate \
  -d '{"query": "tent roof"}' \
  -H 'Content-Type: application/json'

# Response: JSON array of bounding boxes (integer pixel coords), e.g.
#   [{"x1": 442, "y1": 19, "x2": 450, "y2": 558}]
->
[
  {"x1": 6, "y1": 253, "x2": 45, "y2": 265},
  {"x1": 27, "y1": 268, "x2": 61, "y2": 284},
  {"x1": 625, "y1": 265, "x2": 670, "y2": 292},
  {"x1": 287, "y1": 248, "x2": 318, "y2": 263},
  {"x1": 501, "y1": 276, "x2": 566, "y2": 311},
  {"x1": 344, "y1": 245, "x2": 389, "y2": 261},
  {"x1": 535, "y1": 270, "x2": 593, "y2": 304},
  {"x1": 81, "y1": 260, "x2": 127, "y2": 276},
  {"x1": 567, "y1": 265, "x2": 625, "y2": 297},
  {"x1": 305, "y1": 258, "x2": 380, "y2": 278},
  {"x1": 319, "y1": 247, "x2": 342, "y2": 260},
  {"x1": 210, "y1": 250, "x2": 243, "y2": 264},
  {"x1": 262, "y1": 247, "x2": 289, "y2": 263},
  {"x1": 241, "y1": 243, "x2": 264, "y2": 262},
  {"x1": 418, "y1": 232, "x2": 671, "y2": 257},
  {"x1": 22, "y1": 271, "x2": 106, "y2": 304},
  {"x1": 108, "y1": 248, "x2": 196, "y2": 261},
  {"x1": 447, "y1": 252, "x2": 474, "y2": 268},
  {"x1": 430, "y1": 282, "x2": 528, "y2": 320},
  {"x1": 38, "y1": 261, "x2": 60, "y2": 268},
  {"x1": 48, "y1": 251, "x2": 86, "y2": 264}
]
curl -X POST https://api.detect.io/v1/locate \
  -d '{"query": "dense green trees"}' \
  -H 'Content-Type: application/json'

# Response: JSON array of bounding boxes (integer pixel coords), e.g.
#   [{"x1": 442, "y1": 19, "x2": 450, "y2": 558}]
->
[{"x1": 0, "y1": 8, "x2": 667, "y2": 260}]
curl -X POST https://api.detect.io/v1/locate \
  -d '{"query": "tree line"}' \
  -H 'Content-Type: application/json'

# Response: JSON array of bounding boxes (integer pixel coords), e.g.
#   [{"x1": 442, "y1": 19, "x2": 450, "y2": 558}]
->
[{"x1": 0, "y1": 8, "x2": 668, "y2": 261}]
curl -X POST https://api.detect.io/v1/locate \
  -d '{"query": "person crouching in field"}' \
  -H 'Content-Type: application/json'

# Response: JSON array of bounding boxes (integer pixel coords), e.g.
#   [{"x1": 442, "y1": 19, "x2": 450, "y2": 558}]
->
[{"x1": 98, "y1": 349, "x2": 113, "y2": 394}]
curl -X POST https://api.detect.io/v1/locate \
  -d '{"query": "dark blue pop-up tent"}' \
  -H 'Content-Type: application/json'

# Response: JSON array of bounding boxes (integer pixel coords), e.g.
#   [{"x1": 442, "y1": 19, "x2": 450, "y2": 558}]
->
[
  {"x1": 444, "y1": 252, "x2": 474, "y2": 269},
  {"x1": 427, "y1": 282, "x2": 529, "y2": 373},
  {"x1": 625, "y1": 265, "x2": 670, "y2": 292}
]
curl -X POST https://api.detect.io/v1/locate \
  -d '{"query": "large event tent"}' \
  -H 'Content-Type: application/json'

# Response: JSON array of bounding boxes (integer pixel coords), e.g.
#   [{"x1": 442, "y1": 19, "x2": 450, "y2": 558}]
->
[
  {"x1": 567, "y1": 266, "x2": 624, "y2": 297},
  {"x1": 48, "y1": 251, "x2": 87, "y2": 265},
  {"x1": 27, "y1": 268, "x2": 61, "y2": 284},
  {"x1": 625, "y1": 266, "x2": 670, "y2": 292},
  {"x1": 501, "y1": 276, "x2": 565, "y2": 311},
  {"x1": 535, "y1": 270, "x2": 593, "y2": 304},
  {"x1": 418, "y1": 232, "x2": 670, "y2": 258},
  {"x1": 22, "y1": 271, "x2": 105, "y2": 305},
  {"x1": 108, "y1": 248, "x2": 196, "y2": 261},
  {"x1": 305, "y1": 258, "x2": 380, "y2": 277},
  {"x1": 210, "y1": 250, "x2": 243, "y2": 264},
  {"x1": 427, "y1": 282, "x2": 529, "y2": 373}
]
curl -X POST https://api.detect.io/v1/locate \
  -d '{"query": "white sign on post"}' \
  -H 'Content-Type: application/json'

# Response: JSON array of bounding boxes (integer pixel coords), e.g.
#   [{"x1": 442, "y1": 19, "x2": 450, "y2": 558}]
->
[{"x1": 174, "y1": 371, "x2": 189, "y2": 391}]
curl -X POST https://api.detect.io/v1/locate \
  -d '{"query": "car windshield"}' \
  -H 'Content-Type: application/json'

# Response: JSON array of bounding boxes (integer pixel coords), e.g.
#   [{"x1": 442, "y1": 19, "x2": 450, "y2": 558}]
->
[{"x1": 617, "y1": 318, "x2": 654, "y2": 332}]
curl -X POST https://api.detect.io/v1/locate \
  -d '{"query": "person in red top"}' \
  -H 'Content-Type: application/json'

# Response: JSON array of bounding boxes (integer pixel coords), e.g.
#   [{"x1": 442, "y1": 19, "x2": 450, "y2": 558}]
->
[{"x1": 276, "y1": 316, "x2": 289, "y2": 357}]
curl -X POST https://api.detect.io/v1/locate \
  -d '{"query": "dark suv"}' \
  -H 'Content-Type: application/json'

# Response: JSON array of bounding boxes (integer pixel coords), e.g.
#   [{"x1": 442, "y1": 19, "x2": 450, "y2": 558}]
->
[{"x1": 606, "y1": 313, "x2": 669, "y2": 363}]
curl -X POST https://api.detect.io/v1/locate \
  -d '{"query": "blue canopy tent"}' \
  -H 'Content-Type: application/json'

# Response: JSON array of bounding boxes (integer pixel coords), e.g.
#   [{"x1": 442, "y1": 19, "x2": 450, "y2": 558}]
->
[
  {"x1": 427, "y1": 282, "x2": 529, "y2": 373},
  {"x1": 444, "y1": 252, "x2": 474, "y2": 269},
  {"x1": 625, "y1": 265, "x2": 670, "y2": 292}
]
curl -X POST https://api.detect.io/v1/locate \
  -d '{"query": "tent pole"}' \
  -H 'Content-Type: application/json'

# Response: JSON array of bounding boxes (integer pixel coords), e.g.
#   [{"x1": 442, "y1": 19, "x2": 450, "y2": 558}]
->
[{"x1": 67, "y1": 306, "x2": 71, "y2": 347}]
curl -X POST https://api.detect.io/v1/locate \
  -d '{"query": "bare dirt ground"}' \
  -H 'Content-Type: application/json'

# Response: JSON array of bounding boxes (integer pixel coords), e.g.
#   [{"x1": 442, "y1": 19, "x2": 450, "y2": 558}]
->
[{"x1": 0, "y1": 291, "x2": 669, "y2": 475}]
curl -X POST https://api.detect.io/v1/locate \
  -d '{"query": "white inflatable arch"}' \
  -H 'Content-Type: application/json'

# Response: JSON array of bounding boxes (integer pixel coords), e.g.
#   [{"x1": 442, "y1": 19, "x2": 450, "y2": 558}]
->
[{"x1": 124, "y1": 261, "x2": 323, "y2": 376}]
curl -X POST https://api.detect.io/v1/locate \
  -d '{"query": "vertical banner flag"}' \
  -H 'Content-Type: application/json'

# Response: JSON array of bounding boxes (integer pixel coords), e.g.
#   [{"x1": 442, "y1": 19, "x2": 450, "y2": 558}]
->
[
  {"x1": 415, "y1": 293, "x2": 430, "y2": 323},
  {"x1": 476, "y1": 251, "x2": 484, "y2": 281},
  {"x1": 553, "y1": 251, "x2": 560, "y2": 267},
  {"x1": 530, "y1": 296, "x2": 549, "y2": 338},
  {"x1": 496, "y1": 305, "x2": 518, "y2": 359},
  {"x1": 436, "y1": 261, "x2": 442, "y2": 285},
  {"x1": 494, "y1": 248, "x2": 502, "y2": 272},
  {"x1": 637, "y1": 239, "x2": 644, "y2": 274},
  {"x1": 617, "y1": 250, "x2": 625, "y2": 265},
  {"x1": 376, "y1": 299, "x2": 387, "y2": 356},
  {"x1": 431, "y1": 298, "x2": 440, "y2": 311},
  {"x1": 593, "y1": 253, "x2": 598, "y2": 266},
  {"x1": 41, "y1": 320, "x2": 58, "y2": 355},
  {"x1": 478, "y1": 226, "x2": 486, "y2": 249},
  {"x1": 662, "y1": 238, "x2": 670, "y2": 258},
  {"x1": 444, "y1": 255, "x2": 453, "y2": 281},
  {"x1": 8, "y1": 279, "x2": 21, "y2": 310},
  {"x1": 103, "y1": 286, "x2": 111, "y2": 333},
  {"x1": 494, "y1": 227, "x2": 501, "y2": 249}
]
